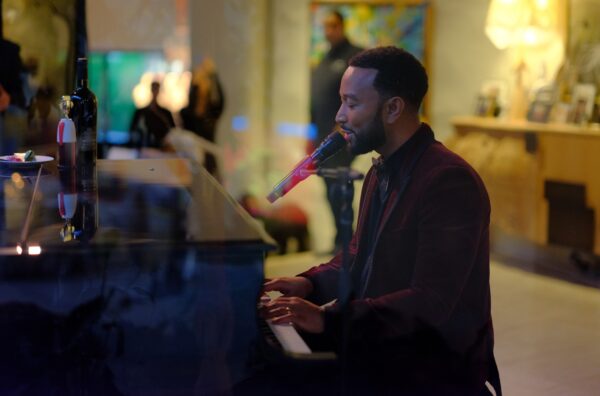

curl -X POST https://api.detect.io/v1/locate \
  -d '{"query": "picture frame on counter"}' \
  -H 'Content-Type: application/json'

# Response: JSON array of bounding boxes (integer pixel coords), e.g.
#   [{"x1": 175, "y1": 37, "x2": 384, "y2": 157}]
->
[
  {"x1": 527, "y1": 85, "x2": 557, "y2": 123},
  {"x1": 569, "y1": 83, "x2": 597, "y2": 124},
  {"x1": 474, "y1": 80, "x2": 507, "y2": 118}
]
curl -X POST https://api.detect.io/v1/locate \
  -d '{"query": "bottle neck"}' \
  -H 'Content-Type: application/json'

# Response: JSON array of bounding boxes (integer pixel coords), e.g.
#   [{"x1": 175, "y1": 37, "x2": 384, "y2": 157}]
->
[
  {"x1": 77, "y1": 78, "x2": 88, "y2": 89},
  {"x1": 76, "y1": 58, "x2": 88, "y2": 90}
]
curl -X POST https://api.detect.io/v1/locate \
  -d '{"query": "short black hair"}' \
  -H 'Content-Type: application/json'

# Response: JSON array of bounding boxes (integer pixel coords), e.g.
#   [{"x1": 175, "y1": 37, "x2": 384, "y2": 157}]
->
[
  {"x1": 329, "y1": 10, "x2": 344, "y2": 25},
  {"x1": 349, "y1": 46, "x2": 428, "y2": 111}
]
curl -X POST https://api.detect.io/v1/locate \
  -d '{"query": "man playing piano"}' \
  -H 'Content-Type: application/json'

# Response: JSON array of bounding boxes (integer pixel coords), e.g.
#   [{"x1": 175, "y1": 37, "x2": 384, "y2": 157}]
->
[{"x1": 261, "y1": 46, "x2": 500, "y2": 395}]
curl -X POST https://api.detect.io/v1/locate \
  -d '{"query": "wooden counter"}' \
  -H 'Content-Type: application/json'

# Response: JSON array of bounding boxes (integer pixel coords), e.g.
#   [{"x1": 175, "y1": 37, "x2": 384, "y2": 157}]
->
[
  {"x1": 453, "y1": 115, "x2": 600, "y2": 139},
  {"x1": 450, "y1": 116, "x2": 600, "y2": 254}
]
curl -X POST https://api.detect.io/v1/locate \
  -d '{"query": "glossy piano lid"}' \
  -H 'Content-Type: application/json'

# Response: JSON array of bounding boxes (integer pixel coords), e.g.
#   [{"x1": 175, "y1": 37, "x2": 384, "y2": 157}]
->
[
  {"x1": 185, "y1": 160, "x2": 276, "y2": 244},
  {"x1": 0, "y1": 158, "x2": 276, "y2": 256}
]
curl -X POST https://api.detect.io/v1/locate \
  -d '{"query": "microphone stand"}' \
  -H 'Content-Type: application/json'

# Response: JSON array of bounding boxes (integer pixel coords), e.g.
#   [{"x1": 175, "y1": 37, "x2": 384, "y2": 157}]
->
[{"x1": 301, "y1": 166, "x2": 363, "y2": 395}]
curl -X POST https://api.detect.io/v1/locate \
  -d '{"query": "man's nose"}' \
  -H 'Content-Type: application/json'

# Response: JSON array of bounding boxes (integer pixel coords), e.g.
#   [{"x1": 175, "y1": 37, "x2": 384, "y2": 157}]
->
[{"x1": 335, "y1": 107, "x2": 346, "y2": 124}]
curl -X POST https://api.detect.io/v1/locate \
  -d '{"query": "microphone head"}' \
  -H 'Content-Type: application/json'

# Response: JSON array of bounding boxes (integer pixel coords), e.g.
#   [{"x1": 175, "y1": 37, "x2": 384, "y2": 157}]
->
[
  {"x1": 312, "y1": 130, "x2": 348, "y2": 164},
  {"x1": 266, "y1": 191, "x2": 280, "y2": 203},
  {"x1": 266, "y1": 130, "x2": 348, "y2": 204}
]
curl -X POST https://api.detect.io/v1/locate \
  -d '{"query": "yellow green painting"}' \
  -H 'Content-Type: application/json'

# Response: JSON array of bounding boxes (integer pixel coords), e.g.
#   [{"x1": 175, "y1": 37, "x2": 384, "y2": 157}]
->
[{"x1": 310, "y1": 1, "x2": 430, "y2": 67}]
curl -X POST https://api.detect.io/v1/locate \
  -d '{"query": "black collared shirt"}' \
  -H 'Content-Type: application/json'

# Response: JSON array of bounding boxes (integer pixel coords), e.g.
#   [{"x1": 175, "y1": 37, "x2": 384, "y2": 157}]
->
[{"x1": 357, "y1": 124, "x2": 434, "y2": 296}]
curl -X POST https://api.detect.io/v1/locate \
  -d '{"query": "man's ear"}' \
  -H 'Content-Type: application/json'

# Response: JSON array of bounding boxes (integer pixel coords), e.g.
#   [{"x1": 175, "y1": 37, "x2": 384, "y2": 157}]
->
[{"x1": 383, "y1": 97, "x2": 405, "y2": 123}]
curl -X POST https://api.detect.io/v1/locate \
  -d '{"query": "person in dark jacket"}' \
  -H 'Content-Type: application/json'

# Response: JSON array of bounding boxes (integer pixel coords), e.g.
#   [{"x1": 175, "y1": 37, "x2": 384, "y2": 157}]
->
[
  {"x1": 129, "y1": 81, "x2": 175, "y2": 149},
  {"x1": 0, "y1": 39, "x2": 26, "y2": 111},
  {"x1": 262, "y1": 47, "x2": 500, "y2": 396},
  {"x1": 310, "y1": 10, "x2": 363, "y2": 253},
  {"x1": 0, "y1": 19, "x2": 27, "y2": 153}
]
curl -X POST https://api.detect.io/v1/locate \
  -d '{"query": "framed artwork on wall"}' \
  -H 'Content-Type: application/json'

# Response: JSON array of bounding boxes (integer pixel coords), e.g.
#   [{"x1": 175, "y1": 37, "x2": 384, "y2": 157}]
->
[
  {"x1": 309, "y1": 0, "x2": 432, "y2": 114},
  {"x1": 310, "y1": 1, "x2": 431, "y2": 66}
]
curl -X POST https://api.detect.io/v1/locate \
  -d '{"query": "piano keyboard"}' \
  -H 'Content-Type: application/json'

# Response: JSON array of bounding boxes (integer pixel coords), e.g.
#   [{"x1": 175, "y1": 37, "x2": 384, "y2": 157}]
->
[{"x1": 259, "y1": 317, "x2": 312, "y2": 355}]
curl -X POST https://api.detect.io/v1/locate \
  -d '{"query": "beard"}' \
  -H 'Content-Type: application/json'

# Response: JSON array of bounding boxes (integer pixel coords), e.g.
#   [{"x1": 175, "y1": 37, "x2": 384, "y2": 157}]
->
[{"x1": 347, "y1": 105, "x2": 386, "y2": 156}]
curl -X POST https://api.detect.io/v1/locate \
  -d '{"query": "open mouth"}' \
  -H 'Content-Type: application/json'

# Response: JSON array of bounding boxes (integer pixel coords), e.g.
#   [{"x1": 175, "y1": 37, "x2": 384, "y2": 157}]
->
[{"x1": 337, "y1": 126, "x2": 353, "y2": 137}]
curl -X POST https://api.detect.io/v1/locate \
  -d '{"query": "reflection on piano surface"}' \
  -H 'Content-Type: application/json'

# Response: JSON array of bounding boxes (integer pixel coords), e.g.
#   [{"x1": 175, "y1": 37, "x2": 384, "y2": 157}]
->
[{"x1": 0, "y1": 158, "x2": 308, "y2": 394}]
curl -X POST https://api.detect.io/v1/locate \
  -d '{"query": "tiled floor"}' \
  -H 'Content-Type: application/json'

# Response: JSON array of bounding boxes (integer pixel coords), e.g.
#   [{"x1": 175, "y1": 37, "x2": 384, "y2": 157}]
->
[{"x1": 265, "y1": 252, "x2": 600, "y2": 396}]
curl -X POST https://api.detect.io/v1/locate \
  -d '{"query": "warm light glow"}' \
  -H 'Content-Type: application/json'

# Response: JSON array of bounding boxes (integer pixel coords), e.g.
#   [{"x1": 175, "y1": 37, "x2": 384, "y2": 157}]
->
[
  {"x1": 132, "y1": 72, "x2": 156, "y2": 108},
  {"x1": 485, "y1": 0, "x2": 529, "y2": 49},
  {"x1": 132, "y1": 70, "x2": 191, "y2": 113},
  {"x1": 485, "y1": 0, "x2": 561, "y2": 49},
  {"x1": 131, "y1": 16, "x2": 191, "y2": 115},
  {"x1": 28, "y1": 245, "x2": 42, "y2": 255},
  {"x1": 11, "y1": 172, "x2": 25, "y2": 189},
  {"x1": 163, "y1": 70, "x2": 192, "y2": 112},
  {"x1": 485, "y1": 0, "x2": 564, "y2": 121},
  {"x1": 15, "y1": 244, "x2": 42, "y2": 255}
]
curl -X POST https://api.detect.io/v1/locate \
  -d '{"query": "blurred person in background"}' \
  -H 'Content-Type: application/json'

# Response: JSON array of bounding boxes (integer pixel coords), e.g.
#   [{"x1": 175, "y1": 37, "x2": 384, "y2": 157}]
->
[
  {"x1": 0, "y1": 34, "x2": 26, "y2": 111},
  {"x1": 310, "y1": 10, "x2": 362, "y2": 253},
  {"x1": 180, "y1": 57, "x2": 225, "y2": 179},
  {"x1": 129, "y1": 81, "x2": 175, "y2": 150},
  {"x1": 0, "y1": 8, "x2": 28, "y2": 153}
]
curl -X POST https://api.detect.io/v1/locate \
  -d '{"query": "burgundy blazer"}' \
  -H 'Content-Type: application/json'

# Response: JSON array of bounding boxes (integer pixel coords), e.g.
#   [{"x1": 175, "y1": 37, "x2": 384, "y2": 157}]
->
[{"x1": 301, "y1": 124, "x2": 495, "y2": 393}]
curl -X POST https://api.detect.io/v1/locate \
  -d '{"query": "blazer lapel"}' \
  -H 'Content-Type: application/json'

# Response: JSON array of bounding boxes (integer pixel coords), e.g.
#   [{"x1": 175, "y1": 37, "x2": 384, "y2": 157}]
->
[
  {"x1": 350, "y1": 170, "x2": 378, "y2": 272},
  {"x1": 372, "y1": 178, "x2": 403, "y2": 250},
  {"x1": 371, "y1": 137, "x2": 434, "y2": 250}
]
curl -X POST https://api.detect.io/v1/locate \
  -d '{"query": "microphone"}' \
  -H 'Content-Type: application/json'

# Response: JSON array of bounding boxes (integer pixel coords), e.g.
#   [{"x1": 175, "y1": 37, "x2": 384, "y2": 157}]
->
[{"x1": 267, "y1": 130, "x2": 348, "y2": 203}]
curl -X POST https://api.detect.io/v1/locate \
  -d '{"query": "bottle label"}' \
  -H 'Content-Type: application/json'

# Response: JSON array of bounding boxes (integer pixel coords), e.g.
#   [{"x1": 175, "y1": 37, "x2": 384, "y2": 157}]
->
[
  {"x1": 57, "y1": 118, "x2": 77, "y2": 168},
  {"x1": 57, "y1": 118, "x2": 77, "y2": 144}
]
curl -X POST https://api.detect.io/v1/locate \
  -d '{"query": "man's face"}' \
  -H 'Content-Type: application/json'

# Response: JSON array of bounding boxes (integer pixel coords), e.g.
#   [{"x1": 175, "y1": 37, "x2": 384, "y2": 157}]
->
[
  {"x1": 323, "y1": 14, "x2": 344, "y2": 46},
  {"x1": 336, "y1": 67, "x2": 386, "y2": 155}
]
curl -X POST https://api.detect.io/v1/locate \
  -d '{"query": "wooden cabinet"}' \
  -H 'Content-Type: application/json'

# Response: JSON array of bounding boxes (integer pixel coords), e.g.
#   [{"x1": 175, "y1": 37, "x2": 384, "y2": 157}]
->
[{"x1": 450, "y1": 116, "x2": 600, "y2": 254}]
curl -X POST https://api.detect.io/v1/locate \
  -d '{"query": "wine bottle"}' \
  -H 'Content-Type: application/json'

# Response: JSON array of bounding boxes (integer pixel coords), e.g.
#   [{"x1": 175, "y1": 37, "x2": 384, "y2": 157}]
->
[{"x1": 70, "y1": 57, "x2": 97, "y2": 165}]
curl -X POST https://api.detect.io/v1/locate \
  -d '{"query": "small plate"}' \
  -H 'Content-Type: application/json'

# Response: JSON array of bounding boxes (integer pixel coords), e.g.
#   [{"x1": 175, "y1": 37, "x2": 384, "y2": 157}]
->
[{"x1": 0, "y1": 155, "x2": 54, "y2": 169}]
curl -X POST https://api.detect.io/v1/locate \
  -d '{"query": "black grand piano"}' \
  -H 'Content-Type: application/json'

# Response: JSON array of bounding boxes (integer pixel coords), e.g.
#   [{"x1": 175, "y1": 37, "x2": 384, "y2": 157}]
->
[{"x1": 0, "y1": 158, "x2": 280, "y2": 395}]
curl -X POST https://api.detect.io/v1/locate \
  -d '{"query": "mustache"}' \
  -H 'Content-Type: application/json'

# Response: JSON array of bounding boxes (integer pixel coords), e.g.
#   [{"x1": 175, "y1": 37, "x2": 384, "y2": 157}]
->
[{"x1": 336, "y1": 124, "x2": 353, "y2": 135}]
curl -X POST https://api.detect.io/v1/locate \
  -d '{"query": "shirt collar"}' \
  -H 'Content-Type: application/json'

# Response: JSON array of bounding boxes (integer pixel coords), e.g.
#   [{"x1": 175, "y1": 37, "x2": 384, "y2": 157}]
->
[{"x1": 371, "y1": 123, "x2": 433, "y2": 180}]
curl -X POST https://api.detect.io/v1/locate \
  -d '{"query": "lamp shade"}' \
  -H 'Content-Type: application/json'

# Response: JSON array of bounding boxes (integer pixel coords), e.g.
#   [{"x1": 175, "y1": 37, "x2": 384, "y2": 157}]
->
[
  {"x1": 485, "y1": 0, "x2": 530, "y2": 49},
  {"x1": 485, "y1": 0, "x2": 560, "y2": 49}
]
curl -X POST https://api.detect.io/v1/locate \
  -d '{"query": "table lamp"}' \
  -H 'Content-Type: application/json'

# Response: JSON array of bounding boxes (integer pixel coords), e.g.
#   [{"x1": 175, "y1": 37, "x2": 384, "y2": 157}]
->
[{"x1": 485, "y1": 0, "x2": 564, "y2": 120}]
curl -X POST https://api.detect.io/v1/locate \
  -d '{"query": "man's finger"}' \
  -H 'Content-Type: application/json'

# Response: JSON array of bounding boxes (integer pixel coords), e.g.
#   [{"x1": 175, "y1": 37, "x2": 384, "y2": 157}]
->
[
  {"x1": 270, "y1": 312, "x2": 293, "y2": 325},
  {"x1": 262, "y1": 279, "x2": 282, "y2": 291}
]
